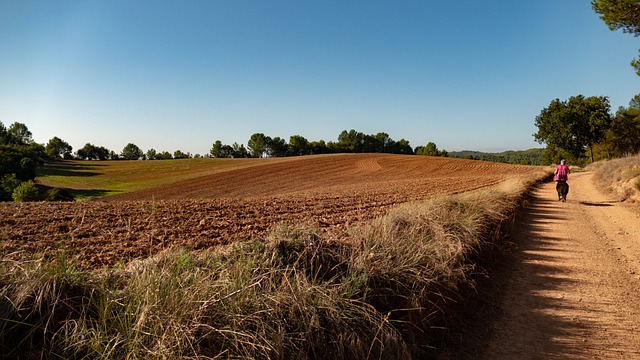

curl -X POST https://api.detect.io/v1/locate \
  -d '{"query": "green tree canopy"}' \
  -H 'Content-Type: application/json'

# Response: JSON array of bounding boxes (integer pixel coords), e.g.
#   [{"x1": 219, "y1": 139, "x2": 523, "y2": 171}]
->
[
  {"x1": 288, "y1": 135, "x2": 309, "y2": 156},
  {"x1": 156, "y1": 151, "x2": 173, "y2": 160},
  {"x1": 268, "y1": 137, "x2": 288, "y2": 157},
  {"x1": 0, "y1": 121, "x2": 45, "y2": 201},
  {"x1": 534, "y1": 95, "x2": 612, "y2": 163},
  {"x1": 7, "y1": 122, "x2": 33, "y2": 145},
  {"x1": 173, "y1": 150, "x2": 191, "y2": 159},
  {"x1": 76, "y1": 143, "x2": 111, "y2": 160},
  {"x1": 210, "y1": 140, "x2": 223, "y2": 158},
  {"x1": 146, "y1": 148, "x2": 157, "y2": 160},
  {"x1": 45, "y1": 136, "x2": 73, "y2": 159},
  {"x1": 248, "y1": 133, "x2": 268, "y2": 158},
  {"x1": 604, "y1": 94, "x2": 640, "y2": 156},
  {"x1": 592, "y1": 0, "x2": 640, "y2": 75},
  {"x1": 121, "y1": 143, "x2": 144, "y2": 160},
  {"x1": 415, "y1": 142, "x2": 447, "y2": 157}
]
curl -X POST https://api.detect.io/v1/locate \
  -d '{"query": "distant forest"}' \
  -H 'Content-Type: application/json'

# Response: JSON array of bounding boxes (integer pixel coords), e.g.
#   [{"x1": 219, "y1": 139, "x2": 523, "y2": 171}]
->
[{"x1": 448, "y1": 148, "x2": 545, "y2": 166}]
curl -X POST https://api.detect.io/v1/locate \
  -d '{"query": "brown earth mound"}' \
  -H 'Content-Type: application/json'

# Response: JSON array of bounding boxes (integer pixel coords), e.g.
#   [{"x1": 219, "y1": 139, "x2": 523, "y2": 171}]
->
[{"x1": 1, "y1": 154, "x2": 540, "y2": 268}]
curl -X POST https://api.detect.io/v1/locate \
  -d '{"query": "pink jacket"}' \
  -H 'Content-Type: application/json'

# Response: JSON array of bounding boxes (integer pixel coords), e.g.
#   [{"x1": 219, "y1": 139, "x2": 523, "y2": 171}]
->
[{"x1": 555, "y1": 164, "x2": 570, "y2": 182}]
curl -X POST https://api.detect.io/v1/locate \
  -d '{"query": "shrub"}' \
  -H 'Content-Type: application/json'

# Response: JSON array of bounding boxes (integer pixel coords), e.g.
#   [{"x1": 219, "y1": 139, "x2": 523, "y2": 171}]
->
[
  {"x1": 45, "y1": 187, "x2": 74, "y2": 202},
  {"x1": 12, "y1": 180, "x2": 40, "y2": 202},
  {"x1": 16, "y1": 157, "x2": 38, "y2": 181},
  {"x1": 0, "y1": 174, "x2": 21, "y2": 201}
]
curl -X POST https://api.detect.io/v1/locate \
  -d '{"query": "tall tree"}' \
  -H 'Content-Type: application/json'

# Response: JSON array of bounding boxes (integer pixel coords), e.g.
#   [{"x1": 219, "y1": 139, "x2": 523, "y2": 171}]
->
[
  {"x1": 77, "y1": 143, "x2": 111, "y2": 160},
  {"x1": 0, "y1": 121, "x2": 45, "y2": 194},
  {"x1": 374, "y1": 132, "x2": 393, "y2": 153},
  {"x1": 337, "y1": 129, "x2": 363, "y2": 152},
  {"x1": 210, "y1": 140, "x2": 223, "y2": 158},
  {"x1": 534, "y1": 95, "x2": 612, "y2": 163},
  {"x1": 45, "y1": 136, "x2": 73, "y2": 159},
  {"x1": 604, "y1": 95, "x2": 640, "y2": 156},
  {"x1": 288, "y1": 135, "x2": 309, "y2": 156},
  {"x1": 592, "y1": 0, "x2": 640, "y2": 75},
  {"x1": 268, "y1": 137, "x2": 288, "y2": 157},
  {"x1": 146, "y1": 148, "x2": 157, "y2": 160},
  {"x1": 121, "y1": 143, "x2": 144, "y2": 160},
  {"x1": 0, "y1": 122, "x2": 9, "y2": 145},
  {"x1": 248, "y1": 133, "x2": 267, "y2": 158},
  {"x1": 7, "y1": 122, "x2": 33, "y2": 145},
  {"x1": 415, "y1": 142, "x2": 446, "y2": 156},
  {"x1": 173, "y1": 150, "x2": 191, "y2": 159},
  {"x1": 231, "y1": 143, "x2": 248, "y2": 158}
]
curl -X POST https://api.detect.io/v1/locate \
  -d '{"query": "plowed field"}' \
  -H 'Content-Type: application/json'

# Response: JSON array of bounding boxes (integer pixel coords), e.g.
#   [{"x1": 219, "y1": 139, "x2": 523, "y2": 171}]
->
[{"x1": 1, "y1": 154, "x2": 540, "y2": 268}]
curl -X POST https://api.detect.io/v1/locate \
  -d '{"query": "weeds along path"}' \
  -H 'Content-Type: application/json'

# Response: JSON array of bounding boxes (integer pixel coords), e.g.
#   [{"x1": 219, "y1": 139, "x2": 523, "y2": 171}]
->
[
  {"x1": 2, "y1": 155, "x2": 542, "y2": 269},
  {"x1": 482, "y1": 171, "x2": 640, "y2": 359}
]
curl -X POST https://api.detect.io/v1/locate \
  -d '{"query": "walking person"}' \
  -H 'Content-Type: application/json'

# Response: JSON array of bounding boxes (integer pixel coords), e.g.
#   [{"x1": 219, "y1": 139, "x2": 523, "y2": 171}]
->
[{"x1": 554, "y1": 159, "x2": 570, "y2": 202}]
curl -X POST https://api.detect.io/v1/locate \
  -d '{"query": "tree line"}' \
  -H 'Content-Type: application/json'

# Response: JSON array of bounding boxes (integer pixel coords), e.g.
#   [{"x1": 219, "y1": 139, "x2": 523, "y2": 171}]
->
[
  {"x1": 37, "y1": 129, "x2": 446, "y2": 161},
  {"x1": 533, "y1": 93, "x2": 640, "y2": 166},
  {"x1": 0, "y1": 122, "x2": 455, "y2": 202},
  {"x1": 211, "y1": 130, "x2": 419, "y2": 158},
  {"x1": 448, "y1": 149, "x2": 544, "y2": 165}
]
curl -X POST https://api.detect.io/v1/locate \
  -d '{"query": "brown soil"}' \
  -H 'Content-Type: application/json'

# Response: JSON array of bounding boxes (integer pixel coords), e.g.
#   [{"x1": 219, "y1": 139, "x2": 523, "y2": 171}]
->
[
  {"x1": 107, "y1": 153, "x2": 531, "y2": 201},
  {"x1": 454, "y1": 171, "x2": 640, "y2": 359},
  {"x1": 0, "y1": 154, "x2": 538, "y2": 269}
]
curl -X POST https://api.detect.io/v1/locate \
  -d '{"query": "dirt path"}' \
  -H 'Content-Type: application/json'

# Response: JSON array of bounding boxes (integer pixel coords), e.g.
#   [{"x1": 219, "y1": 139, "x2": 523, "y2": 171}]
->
[{"x1": 481, "y1": 171, "x2": 640, "y2": 359}]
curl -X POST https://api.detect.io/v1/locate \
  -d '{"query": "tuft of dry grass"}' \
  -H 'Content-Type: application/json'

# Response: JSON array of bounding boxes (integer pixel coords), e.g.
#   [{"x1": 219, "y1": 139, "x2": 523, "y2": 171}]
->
[
  {"x1": 0, "y1": 172, "x2": 548, "y2": 359},
  {"x1": 590, "y1": 153, "x2": 640, "y2": 202}
]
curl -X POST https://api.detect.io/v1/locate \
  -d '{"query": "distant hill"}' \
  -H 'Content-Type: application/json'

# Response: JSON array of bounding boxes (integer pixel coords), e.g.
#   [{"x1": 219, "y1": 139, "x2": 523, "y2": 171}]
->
[{"x1": 448, "y1": 148, "x2": 545, "y2": 165}]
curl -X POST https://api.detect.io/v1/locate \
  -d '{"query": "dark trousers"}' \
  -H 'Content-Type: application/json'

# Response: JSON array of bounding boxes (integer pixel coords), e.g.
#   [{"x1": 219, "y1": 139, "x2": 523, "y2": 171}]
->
[{"x1": 556, "y1": 181, "x2": 569, "y2": 199}]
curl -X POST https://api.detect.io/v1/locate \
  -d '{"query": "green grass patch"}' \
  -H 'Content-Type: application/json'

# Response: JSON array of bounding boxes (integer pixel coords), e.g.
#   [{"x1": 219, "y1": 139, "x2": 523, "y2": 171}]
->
[{"x1": 36, "y1": 158, "x2": 283, "y2": 200}]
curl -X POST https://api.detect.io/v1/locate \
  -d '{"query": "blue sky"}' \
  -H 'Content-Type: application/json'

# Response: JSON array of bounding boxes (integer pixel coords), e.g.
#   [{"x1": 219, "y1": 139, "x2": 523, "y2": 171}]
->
[{"x1": 1, "y1": 1, "x2": 638, "y2": 155}]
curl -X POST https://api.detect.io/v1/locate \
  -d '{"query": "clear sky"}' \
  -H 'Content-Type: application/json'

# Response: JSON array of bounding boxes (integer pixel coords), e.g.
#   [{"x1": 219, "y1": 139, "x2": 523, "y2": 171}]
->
[{"x1": 1, "y1": 1, "x2": 638, "y2": 156}]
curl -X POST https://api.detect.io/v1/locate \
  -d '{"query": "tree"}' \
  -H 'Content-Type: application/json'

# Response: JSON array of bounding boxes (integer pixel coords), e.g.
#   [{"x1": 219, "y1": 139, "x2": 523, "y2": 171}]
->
[
  {"x1": 374, "y1": 132, "x2": 393, "y2": 153},
  {"x1": 146, "y1": 148, "x2": 157, "y2": 160},
  {"x1": 0, "y1": 122, "x2": 8, "y2": 145},
  {"x1": 534, "y1": 95, "x2": 612, "y2": 163},
  {"x1": 231, "y1": 143, "x2": 248, "y2": 158},
  {"x1": 76, "y1": 143, "x2": 111, "y2": 160},
  {"x1": 173, "y1": 150, "x2": 190, "y2": 159},
  {"x1": 604, "y1": 96, "x2": 640, "y2": 156},
  {"x1": 248, "y1": 133, "x2": 268, "y2": 158},
  {"x1": 156, "y1": 151, "x2": 173, "y2": 160},
  {"x1": 0, "y1": 121, "x2": 45, "y2": 189},
  {"x1": 415, "y1": 142, "x2": 447, "y2": 156},
  {"x1": 288, "y1": 135, "x2": 309, "y2": 156},
  {"x1": 309, "y1": 140, "x2": 327, "y2": 155},
  {"x1": 268, "y1": 137, "x2": 288, "y2": 157},
  {"x1": 592, "y1": 0, "x2": 640, "y2": 75},
  {"x1": 45, "y1": 136, "x2": 73, "y2": 159},
  {"x1": 219, "y1": 145, "x2": 234, "y2": 158},
  {"x1": 210, "y1": 140, "x2": 223, "y2": 158},
  {"x1": 337, "y1": 129, "x2": 363, "y2": 152},
  {"x1": 394, "y1": 139, "x2": 414, "y2": 155},
  {"x1": 121, "y1": 143, "x2": 144, "y2": 160},
  {"x1": 7, "y1": 122, "x2": 33, "y2": 145}
]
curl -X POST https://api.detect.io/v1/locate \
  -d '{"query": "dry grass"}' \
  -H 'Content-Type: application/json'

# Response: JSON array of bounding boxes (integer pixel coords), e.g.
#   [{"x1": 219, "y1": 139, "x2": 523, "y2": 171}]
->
[
  {"x1": 0, "y1": 172, "x2": 548, "y2": 359},
  {"x1": 589, "y1": 153, "x2": 640, "y2": 202}
]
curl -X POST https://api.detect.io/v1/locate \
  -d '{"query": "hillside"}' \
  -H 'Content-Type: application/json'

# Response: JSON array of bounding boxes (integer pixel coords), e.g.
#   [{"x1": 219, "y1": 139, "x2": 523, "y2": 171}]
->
[
  {"x1": 2, "y1": 154, "x2": 545, "y2": 268},
  {"x1": 105, "y1": 153, "x2": 540, "y2": 201}
]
